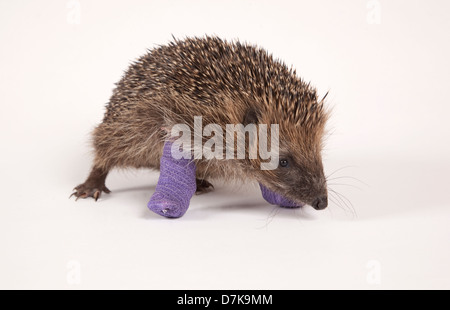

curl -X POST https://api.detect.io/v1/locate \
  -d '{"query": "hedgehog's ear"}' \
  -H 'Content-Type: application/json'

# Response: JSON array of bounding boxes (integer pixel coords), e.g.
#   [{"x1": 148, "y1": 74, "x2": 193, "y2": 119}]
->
[{"x1": 243, "y1": 107, "x2": 260, "y2": 126}]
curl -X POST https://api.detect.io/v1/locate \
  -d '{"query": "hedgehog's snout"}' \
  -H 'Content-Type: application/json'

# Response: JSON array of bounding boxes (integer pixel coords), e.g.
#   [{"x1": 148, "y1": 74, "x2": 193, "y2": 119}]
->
[
  {"x1": 311, "y1": 195, "x2": 328, "y2": 210},
  {"x1": 307, "y1": 174, "x2": 328, "y2": 210}
]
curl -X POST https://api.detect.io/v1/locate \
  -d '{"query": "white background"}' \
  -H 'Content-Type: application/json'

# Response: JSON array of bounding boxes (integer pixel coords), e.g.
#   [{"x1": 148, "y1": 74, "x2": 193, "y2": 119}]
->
[{"x1": 0, "y1": 0, "x2": 449, "y2": 289}]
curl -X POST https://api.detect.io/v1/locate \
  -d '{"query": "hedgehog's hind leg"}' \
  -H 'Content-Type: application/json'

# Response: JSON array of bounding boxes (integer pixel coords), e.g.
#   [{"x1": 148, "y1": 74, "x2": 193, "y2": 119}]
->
[
  {"x1": 195, "y1": 178, "x2": 214, "y2": 195},
  {"x1": 71, "y1": 166, "x2": 111, "y2": 201}
]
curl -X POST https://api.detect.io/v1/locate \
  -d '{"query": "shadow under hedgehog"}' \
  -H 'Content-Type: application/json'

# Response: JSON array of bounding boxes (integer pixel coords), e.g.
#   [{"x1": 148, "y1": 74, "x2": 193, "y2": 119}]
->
[{"x1": 71, "y1": 36, "x2": 330, "y2": 218}]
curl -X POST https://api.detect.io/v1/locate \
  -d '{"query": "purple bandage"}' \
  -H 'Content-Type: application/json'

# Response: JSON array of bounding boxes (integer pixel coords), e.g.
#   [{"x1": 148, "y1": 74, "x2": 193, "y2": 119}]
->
[
  {"x1": 148, "y1": 141, "x2": 196, "y2": 218},
  {"x1": 259, "y1": 183, "x2": 303, "y2": 208}
]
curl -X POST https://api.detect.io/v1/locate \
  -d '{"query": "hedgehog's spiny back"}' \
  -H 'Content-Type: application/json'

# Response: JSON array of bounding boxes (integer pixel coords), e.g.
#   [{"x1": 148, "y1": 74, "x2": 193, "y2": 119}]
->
[{"x1": 103, "y1": 36, "x2": 325, "y2": 128}]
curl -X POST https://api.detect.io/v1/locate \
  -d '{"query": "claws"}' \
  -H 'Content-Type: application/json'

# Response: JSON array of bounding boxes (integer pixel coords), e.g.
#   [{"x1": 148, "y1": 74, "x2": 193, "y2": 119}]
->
[
  {"x1": 93, "y1": 191, "x2": 100, "y2": 201},
  {"x1": 195, "y1": 179, "x2": 214, "y2": 195},
  {"x1": 70, "y1": 184, "x2": 110, "y2": 201}
]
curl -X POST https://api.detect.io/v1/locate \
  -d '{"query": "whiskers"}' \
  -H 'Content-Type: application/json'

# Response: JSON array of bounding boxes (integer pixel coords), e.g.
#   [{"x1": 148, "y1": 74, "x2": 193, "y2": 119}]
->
[
  {"x1": 326, "y1": 165, "x2": 366, "y2": 219},
  {"x1": 262, "y1": 205, "x2": 282, "y2": 228}
]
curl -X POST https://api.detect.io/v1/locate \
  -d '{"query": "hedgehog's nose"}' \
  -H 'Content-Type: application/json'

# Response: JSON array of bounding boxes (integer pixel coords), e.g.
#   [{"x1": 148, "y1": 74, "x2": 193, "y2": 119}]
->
[{"x1": 312, "y1": 196, "x2": 328, "y2": 210}]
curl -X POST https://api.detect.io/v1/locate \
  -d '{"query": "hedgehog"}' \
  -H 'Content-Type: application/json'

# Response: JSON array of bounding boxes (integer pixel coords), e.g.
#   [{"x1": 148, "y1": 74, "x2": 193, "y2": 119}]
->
[{"x1": 71, "y1": 36, "x2": 329, "y2": 218}]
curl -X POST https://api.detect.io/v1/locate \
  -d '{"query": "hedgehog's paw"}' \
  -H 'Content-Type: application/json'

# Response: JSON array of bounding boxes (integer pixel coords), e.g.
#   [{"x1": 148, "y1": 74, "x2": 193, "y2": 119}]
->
[
  {"x1": 195, "y1": 178, "x2": 214, "y2": 195},
  {"x1": 70, "y1": 183, "x2": 111, "y2": 201},
  {"x1": 259, "y1": 183, "x2": 303, "y2": 208},
  {"x1": 148, "y1": 192, "x2": 189, "y2": 218}
]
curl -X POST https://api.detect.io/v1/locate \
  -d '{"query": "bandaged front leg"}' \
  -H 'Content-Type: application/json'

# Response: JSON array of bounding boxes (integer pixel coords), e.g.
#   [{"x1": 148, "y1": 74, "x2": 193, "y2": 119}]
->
[
  {"x1": 259, "y1": 183, "x2": 303, "y2": 208},
  {"x1": 148, "y1": 141, "x2": 196, "y2": 218}
]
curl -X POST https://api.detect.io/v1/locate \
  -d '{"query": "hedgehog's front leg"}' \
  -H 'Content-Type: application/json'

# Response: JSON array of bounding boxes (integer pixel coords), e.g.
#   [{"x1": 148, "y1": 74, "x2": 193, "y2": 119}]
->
[
  {"x1": 259, "y1": 184, "x2": 304, "y2": 208},
  {"x1": 148, "y1": 141, "x2": 196, "y2": 218}
]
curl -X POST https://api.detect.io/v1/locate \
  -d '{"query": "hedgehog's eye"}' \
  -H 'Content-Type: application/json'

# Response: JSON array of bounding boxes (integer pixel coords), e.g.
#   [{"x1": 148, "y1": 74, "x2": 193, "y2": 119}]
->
[{"x1": 279, "y1": 159, "x2": 289, "y2": 168}]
